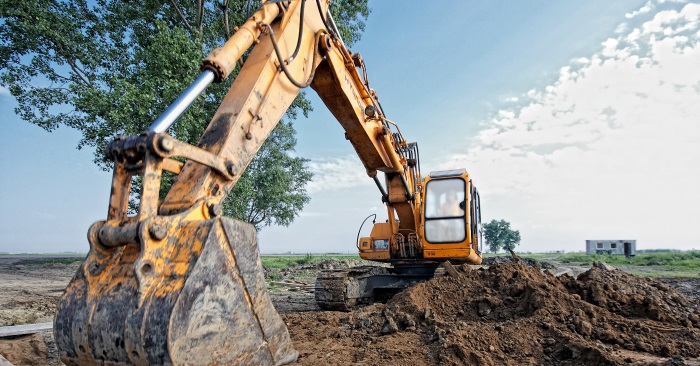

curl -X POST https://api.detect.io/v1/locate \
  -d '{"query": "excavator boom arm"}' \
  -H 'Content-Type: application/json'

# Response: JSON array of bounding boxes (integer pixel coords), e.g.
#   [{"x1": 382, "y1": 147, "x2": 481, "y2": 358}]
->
[
  {"x1": 55, "y1": 2, "x2": 424, "y2": 365},
  {"x1": 160, "y1": 0, "x2": 416, "y2": 219}
]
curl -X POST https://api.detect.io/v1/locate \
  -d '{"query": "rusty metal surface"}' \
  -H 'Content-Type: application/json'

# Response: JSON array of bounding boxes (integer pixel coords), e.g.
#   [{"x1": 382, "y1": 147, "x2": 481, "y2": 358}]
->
[{"x1": 56, "y1": 218, "x2": 297, "y2": 366}]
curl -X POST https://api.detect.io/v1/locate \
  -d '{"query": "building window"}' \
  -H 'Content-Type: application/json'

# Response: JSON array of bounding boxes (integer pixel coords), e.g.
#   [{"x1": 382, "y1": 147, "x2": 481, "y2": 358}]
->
[
  {"x1": 597, "y1": 242, "x2": 603, "y2": 249},
  {"x1": 610, "y1": 243, "x2": 617, "y2": 249}
]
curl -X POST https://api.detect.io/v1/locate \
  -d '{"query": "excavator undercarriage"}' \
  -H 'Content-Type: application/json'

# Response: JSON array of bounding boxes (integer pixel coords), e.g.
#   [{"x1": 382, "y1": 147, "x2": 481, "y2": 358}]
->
[{"x1": 314, "y1": 262, "x2": 442, "y2": 311}]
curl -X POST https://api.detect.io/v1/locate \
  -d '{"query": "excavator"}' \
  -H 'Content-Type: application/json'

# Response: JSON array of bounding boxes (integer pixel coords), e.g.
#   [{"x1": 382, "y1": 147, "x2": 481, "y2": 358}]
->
[{"x1": 54, "y1": 0, "x2": 483, "y2": 365}]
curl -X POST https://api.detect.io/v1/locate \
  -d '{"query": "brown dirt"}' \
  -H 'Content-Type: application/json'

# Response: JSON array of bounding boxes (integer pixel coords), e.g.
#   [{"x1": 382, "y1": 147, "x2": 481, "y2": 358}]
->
[
  {"x1": 284, "y1": 263, "x2": 700, "y2": 366},
  {"x1": 2, "y1": 257, "x2": 700, "y2": 366},
  {"x1": 0, "y1": 258, "x2": 80, "y2": 327}
]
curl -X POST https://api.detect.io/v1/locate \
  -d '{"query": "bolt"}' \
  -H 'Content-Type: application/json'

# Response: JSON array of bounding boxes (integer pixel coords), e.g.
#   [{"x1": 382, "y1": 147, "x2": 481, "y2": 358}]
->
[
  {"x1": 226, "y1": 162, "x2": 236, "y2": 176},
  {"x1": 159, "y1": 137, "x2": 174, "y2": 152},
  {"x1": 89, "y1": 262, "x2": 101, "y2": 276},
  {"x1": 245, "y1": 132, "x2": 253, "y2": 140},
  {"x1": 149, "y1": 224, "x2": 167, "y2": 241},
  {"x1": 209, "y1": 204, "x2": 223, "y2": 217},
  {"x1": 364, "y1": 105, "x2": 377, "y2": 118}
]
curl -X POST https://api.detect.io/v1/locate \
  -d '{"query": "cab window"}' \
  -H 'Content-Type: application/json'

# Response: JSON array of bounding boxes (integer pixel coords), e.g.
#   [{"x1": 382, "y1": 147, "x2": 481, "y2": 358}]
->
[{"x1": 424, "y1": 178, "x2": 466, "y2": 243}]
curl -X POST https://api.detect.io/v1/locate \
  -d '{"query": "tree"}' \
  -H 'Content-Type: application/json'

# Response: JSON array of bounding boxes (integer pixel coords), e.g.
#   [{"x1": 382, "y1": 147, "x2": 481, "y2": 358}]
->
[
  {"x1": 225, "y1": 121, "x2": 312, "y2": 230},
  {"x1": 483, "y1": 219, "x2": 521, "y2": 253},
  {"x1": 0, "y1": 0, "x2": 370, "y2": 230}
]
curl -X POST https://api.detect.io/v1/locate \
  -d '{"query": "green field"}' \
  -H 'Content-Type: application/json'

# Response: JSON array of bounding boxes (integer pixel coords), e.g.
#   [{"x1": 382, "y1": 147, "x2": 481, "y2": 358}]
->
[
  {"x1": 519, "y1": 251, "x2": 700, "y2": 278},
  {"x1": 260, "y1": 254, "x2": 361, "y2": 269},
  {"x1": 6, "y1": 251, "x2": 699, "y2": 278},
  {"x1": 21, "y1": 257, "x2": 86, "y2": 265}
]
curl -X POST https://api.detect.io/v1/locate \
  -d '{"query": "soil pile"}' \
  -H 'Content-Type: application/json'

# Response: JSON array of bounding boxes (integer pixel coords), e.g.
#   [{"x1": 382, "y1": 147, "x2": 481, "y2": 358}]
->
[
  {"x1": 265, "y1": 258, "x2": 380, "y2": 281},
  {"x1": 0, "y1": 332, "x2": 61, "y2": 366},
  {"x1": 284, "y1": 262, "x2": 700, "y2": 365},
  {"x1": 481, "y1": 255, "x2": 556, "y2": 269}
]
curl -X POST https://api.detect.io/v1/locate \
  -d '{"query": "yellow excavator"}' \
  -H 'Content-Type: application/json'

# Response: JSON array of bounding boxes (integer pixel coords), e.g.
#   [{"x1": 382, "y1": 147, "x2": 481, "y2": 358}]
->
[{"x1": 55, "y1": 0, "x2": 483, "y2": 365}]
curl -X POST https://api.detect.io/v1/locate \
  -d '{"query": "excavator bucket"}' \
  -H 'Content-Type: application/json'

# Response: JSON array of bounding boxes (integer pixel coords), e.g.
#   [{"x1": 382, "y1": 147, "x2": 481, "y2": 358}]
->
[{"x1": 55, "y1": 218, "x2": 298, "y2": 366}]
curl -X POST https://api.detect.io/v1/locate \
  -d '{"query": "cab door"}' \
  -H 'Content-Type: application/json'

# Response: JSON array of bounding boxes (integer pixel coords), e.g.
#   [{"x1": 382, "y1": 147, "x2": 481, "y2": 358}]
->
[{"x1": 423, "y1": 177, "x2": 467, "y2": 244}]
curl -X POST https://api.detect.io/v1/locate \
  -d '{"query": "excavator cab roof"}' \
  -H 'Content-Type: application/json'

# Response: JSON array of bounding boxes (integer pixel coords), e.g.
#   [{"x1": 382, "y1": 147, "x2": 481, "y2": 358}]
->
[{"x1": 429, "y1": 168, "x2": 466, "y2": 178}]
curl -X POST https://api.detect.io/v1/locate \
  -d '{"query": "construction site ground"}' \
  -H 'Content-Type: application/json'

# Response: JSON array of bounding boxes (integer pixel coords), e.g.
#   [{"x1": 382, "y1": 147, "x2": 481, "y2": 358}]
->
[{"x1": 1, "y1": 255, "x2": 699, "y2": 365}]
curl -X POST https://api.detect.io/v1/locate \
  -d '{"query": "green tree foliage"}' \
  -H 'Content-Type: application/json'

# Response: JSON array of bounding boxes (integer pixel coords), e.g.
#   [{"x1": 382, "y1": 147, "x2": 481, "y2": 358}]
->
[
  {"x1": 483, "y1": 219, "x2": 521, "y2": 253},
  {"x1": 0, "y1": 0, "x2": 369, "y2": 230},
  {"x1": 225, "y1": 121, "x2": 312, "y2": 230}
]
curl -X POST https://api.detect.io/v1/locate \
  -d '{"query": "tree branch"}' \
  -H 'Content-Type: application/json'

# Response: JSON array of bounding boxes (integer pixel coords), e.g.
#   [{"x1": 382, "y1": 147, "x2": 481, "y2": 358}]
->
[
  {"x1": 220, "y1": 0, "x2": 231, "y2": 39},
  {"x1": 52, "y1": 43, "x2": 91, "y2": 87},
  {"x1": 169, "y1": 0, "x2": 193, "y2": 32},
  {"x1": 250, "y1": 213, "x2": 266, "y2": 226},
  {"x1": 197, "y1": 0, "x2": 204, "y2": 42}
]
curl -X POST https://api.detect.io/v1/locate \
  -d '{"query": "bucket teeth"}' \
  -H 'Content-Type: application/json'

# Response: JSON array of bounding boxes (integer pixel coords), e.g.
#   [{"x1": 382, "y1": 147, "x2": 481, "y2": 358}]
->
[{"x1": 55, "y1": 218, "x2": 298, "y2": 366}]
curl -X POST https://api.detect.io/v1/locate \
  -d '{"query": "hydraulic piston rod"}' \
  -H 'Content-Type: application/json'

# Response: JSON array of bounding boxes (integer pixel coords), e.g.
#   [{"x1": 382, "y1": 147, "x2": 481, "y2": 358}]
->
[
  {"x1": 149, "y1": 70, "x2": 216, "y2": 133},
  {"x1": 148, "y1": 1, "x2": 280, "y2": 134}
]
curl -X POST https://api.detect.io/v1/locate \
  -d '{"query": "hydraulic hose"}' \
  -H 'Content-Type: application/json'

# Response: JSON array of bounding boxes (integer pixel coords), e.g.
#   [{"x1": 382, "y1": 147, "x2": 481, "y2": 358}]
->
[{"x1": 356, "y1": 214, "x2": 377, "y2": 249}]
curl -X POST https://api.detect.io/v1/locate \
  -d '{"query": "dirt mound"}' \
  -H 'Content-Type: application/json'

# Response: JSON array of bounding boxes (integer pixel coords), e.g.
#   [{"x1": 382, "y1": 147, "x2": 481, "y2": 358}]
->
[
  {"x1": 284, "y1": 263, "x2": 700, "y2": 365},
  {"x1": 0, "y1": 332, "x2": 62, "y2": 366},
  {"x1": 265, "y1": 258, "x2": 379, "y2": 281},
  {"x1": 309, "y1": 258, "x2": 370, "y2": 270},
  {"x1": 481, "y1": 255, "x2": 556, "y2": 269}
]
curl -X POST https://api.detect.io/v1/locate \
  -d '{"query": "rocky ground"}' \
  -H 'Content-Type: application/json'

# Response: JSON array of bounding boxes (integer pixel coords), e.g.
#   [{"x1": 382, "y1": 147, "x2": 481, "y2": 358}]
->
[{"x1": 1, "y1": 256, "x2": 699, "y2": 365}]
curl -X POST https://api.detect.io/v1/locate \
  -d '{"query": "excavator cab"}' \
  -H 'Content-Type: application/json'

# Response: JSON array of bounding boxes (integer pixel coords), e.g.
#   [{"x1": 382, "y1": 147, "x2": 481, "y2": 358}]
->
[
  {"x1": 322, "y1": 168, "x2": 482, "y2": 311},
  {"x1": 357, "y1": 168, "x2": 482, "y2": 265},
  {"x1": 421, "y1": 169, "x2": 482, "y2": 264}
]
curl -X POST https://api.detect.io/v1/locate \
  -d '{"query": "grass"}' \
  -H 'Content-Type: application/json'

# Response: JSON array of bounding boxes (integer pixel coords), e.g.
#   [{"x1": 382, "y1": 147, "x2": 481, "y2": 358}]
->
[
  {"x1": 21, "y1": 257, "x2": 85, "y2": 265},
  {"x1": 260, "y1": 254, "x2": 361, "y2": 269},
  {"x1": 551, "y1": 251, "x2": 700, "y2": 267},
  {"x1": 515, "y1": 251, "x2": 700, "y2": 278},
  {"x1": 625, "y1": 268, "x2": 700, "y2": 278}
]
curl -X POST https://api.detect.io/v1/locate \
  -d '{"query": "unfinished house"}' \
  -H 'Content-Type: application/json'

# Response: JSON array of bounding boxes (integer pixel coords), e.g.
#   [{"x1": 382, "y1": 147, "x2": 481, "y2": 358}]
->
[{"x1": 585, "y1": 240, "x2": 636, "y2": 256}]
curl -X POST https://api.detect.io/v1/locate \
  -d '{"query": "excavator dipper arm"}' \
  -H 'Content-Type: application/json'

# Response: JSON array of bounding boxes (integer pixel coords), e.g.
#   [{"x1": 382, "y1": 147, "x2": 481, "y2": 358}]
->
[{"x1": 55, "y1": 1, "x2": 418, "y2": 365}]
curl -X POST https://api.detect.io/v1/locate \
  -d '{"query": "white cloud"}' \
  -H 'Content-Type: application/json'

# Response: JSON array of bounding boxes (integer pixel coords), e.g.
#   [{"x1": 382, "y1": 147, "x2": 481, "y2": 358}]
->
[
  {"x1": 625, "y1": 1, "x2": 653, "y2": 18},
  {"x1": 306, "y1": 155, "x2": 373, "y2": 193},
  {"x1": 444, "y1": 3, "x2": 700, "y2": 250},
  {"x1": 0, "y1": 86, "x2": 10, "y2": 97}
]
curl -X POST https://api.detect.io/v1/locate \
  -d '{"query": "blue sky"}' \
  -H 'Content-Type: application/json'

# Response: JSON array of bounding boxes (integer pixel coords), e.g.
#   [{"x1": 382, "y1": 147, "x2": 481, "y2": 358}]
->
[{"x1": 1, "y1": 0, "x2": 699, "y2": 253}]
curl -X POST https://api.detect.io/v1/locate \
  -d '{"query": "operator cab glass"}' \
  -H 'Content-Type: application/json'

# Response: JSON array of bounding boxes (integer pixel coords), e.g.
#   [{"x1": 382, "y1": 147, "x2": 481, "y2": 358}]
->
[{"x1": 424, "y1": 178, "x2": 466, "y2": 243}]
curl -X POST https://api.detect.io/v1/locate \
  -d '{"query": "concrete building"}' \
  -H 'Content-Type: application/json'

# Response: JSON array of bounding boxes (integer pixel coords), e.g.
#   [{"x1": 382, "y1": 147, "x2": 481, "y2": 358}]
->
[{"x1": 585, "y1": 240, "x2": 636, "y2": 256}]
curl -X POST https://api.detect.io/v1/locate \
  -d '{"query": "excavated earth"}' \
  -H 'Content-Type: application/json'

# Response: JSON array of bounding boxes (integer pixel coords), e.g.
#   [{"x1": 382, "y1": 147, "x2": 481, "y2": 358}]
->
[
  {"x1": 283, "y1": 262, "x2": 700, "y2": 366},
  {"x1": 1, "y1": 257, "x2": 699, "y2": 365}
]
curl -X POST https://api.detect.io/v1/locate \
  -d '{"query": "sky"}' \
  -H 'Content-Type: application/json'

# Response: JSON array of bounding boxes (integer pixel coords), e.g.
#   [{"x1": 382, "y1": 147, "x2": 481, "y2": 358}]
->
[{"x1": 1, "y1": 0, "x2": 699, "y2": 254}]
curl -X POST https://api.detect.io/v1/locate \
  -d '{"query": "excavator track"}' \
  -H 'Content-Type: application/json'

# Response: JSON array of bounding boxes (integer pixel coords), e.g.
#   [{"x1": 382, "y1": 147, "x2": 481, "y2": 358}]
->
[
  {"x1": 314, "y1": 266, "x2": 386, "y2": 311},
  {"x1": 315, "y1": 265, "x2": 438, "y2": 311}
]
